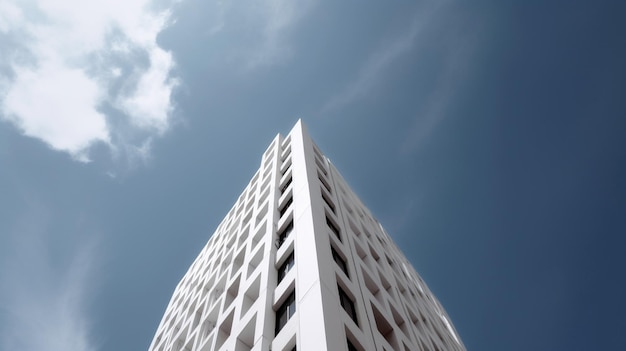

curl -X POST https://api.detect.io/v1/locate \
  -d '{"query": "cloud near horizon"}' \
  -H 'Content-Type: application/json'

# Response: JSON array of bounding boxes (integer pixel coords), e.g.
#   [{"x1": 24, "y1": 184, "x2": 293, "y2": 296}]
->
[
  {"x1": 0, "y1": 207, "x2": 99, "y2": 351},
  {"x1": 0, "y1": 0, "x2": 179, "y2": 162}
]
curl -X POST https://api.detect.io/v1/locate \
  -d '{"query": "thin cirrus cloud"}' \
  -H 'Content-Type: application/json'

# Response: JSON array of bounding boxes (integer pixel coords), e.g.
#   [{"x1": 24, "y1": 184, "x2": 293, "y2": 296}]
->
[
  {"x1": 400, "y1": 8, "x2": 484, "y2": 153},
  {"x1": 0, "y1": 0, "x2": 179, "y2": 163},
  {"x1": 247, "y1": 0, "x2": 316, "y2": 68},
  {"x1": 320, "y1": 3, "x2": 442, "y2": 114},
  {"x1": 321, "y1": 0, "x2": 477, "y2": 151},
  {"x1": 200, "y1": 0, "x2": 316, "y2": 69},
  {"x1": 400, "y1": 34, "x2": 479, "y2": 154},
  {"x1": 321, "y1": 15, "x2": 429, "y2": 113},
  {"x1": 0, "y1": 207, "x2": 99, "y2": 351}
]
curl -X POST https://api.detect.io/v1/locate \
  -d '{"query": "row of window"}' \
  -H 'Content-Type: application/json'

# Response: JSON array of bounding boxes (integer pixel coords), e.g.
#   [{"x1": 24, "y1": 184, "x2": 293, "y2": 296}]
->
[
  {"x1": 330, "y1": 224, "x2": 449, "y2": 351},
  {"x1": 155, "y1": 139, "x2": 293, "y2": 350},
  {"x1": 275, "y1": 138, "x2": 296, "y2": 341},
  {"x1": 324, "y1": 172, "x2": 430, "y2": 316},
  {"x1": 274, "y1": 141, "x2": 455, "y2": 351},
  {"x1": 278, "y1": 137, "x2": 294, "y2": 249},
  {"x1": 316, "y1": 147, "x2": 362, "y2": 351},
  {"x1": 316, "y1": 160, "x2": 442, "y2": 351}
]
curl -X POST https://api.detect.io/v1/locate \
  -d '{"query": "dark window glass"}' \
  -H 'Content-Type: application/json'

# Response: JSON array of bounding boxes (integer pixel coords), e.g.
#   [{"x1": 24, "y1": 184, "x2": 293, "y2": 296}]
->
[
  {"x1": 316, "y1": 157, "x2": 328, "y2": 175},
  {"x1": 322, "y1": 191, "x2": 336, "y2": 214},
  {"x1": 318, "y1": 172, "x2": 332, "y2": 193},
  {"x1": 281, "y1": 160, "x2": 291, "y2": 176},
  {"x1": 281, "y1": 148, "x2": 291, "y2": 162},
  {"x1": 331, "y1": 247, "x2": 348, "y2": 277},
  {"x1": 326, "y1": 216, "x2": 341, "y2": 241},
  {"x1": 279, "y1": 197, "x2": 293, "y2": 218},
  {"x1": 277, "y1": 252, "x2": 294, "y2": 283},
  {"x1": 275, "y1": 291, "x2": 296, "y2": 335},
  {"x1": 338, "y1": 286, "x2": 358, "y2": 325},
  {"x1": 276, "y1": 221, "x2": 294, "y2": 248},
  {"x1": 347, "y1": 340, "x2": 358, "y2": 351},
  {"x1": 281, "y1": 177, "x2": 292, "y2": 193}
]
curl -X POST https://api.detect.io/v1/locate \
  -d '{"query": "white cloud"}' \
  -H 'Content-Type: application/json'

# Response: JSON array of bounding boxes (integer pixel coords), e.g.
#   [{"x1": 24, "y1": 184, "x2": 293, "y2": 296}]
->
[
  {"x1": 0, "y1": 0, "x2": 179, "y2": 162},
  {"x1": 118, "y1": 47, "x2": 177, "y2": 133},
  {"x1": 0, "y1": 0, "x2": 22, "y2": 33},
  {"x1": 4, "y1": 61, "x2": 109, "y2": 162},
  {"x1": 0, "y1": 207, "x2": 99, "y2": 351}
]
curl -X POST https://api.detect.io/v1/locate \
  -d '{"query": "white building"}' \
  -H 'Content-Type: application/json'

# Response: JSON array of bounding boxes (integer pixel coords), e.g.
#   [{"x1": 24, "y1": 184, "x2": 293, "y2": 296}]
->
[{"x1": 149, "y1": 121, "x2": 465, "y2": 351}]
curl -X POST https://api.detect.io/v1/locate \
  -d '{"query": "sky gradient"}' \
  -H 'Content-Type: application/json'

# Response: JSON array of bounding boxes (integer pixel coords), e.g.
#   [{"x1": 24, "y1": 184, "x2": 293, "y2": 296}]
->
[{"x1": 1, "y1": 1, "x2": 625, "y2": 351}]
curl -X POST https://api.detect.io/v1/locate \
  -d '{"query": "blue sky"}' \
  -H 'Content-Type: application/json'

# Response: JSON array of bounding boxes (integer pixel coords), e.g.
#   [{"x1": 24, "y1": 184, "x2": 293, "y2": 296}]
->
[{"x1": 1, "y1": 1, "x2": 625, "y2": 350}]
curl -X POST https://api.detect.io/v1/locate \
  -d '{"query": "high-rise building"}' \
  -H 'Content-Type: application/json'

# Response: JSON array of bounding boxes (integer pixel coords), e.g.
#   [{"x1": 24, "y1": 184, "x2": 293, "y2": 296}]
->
[{"x1": 149, "y1": 121, "x2": 465, "y2": 351}]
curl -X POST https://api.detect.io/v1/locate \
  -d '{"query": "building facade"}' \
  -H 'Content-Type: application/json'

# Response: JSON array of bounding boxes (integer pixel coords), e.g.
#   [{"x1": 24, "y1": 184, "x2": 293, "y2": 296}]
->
[{"x1": 148, "y1": 121, "x2": 465, "y2": 351}]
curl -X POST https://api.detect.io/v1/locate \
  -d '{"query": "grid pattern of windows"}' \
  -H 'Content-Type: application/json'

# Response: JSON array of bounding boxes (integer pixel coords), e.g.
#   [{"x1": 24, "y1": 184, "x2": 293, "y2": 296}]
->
[
  {"x1": 312, "y1": 137, "x2": 464, "y2": 351},
  {"x1": 149, "y1": 121, "x2": 464, "y2": 351},
  {"x1": 148, "y1": 134, "x2": 298, "y2": 351}
]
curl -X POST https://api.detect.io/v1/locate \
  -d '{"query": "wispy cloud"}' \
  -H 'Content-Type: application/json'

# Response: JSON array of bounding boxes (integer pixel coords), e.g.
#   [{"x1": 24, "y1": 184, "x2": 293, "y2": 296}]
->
[
  {"x1": 0, "y1": 206, "x2": 99, "y2": 351},
  {"x1": 199, "y1": 0, "x2": 316, "y2": 69},
  {"x1": 321, "y1": 1, "x2": 482, "y2": 152},
  {"x1": 321, "y1": 5, "x2": 440, "y2": 113},
  {"x1": 401, "y1": 15, "x2": 482, "y2": 153},
  {"x1": 0, "y1": 0, "x2": 179, "y2": 163},
  {"x1": 400, "y1": 53, "x2": 471, "y2": 153},
  {"x1": 246, "y1": 0, "x2": 316, "y2": 68}
]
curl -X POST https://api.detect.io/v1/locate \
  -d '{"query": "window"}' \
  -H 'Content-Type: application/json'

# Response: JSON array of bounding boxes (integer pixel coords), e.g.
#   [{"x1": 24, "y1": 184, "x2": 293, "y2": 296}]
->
[
  {"x1": 347, "y1": 339, "x2": 358, "y2": 351},
  {"x1": 281, "y1": 146, "x2": 291, "y2": 161},
  {"x1": 276, "y1": 221, "x2": 293, "y2": 248},
  {"x1": 338, "y1": 285, "x2": 358, "y2": 325},
  {"x1": 281, "y1": 159, "x2": 292, "y2": 176},
  {"x1": 315, "y1": 156, "x2": 327, "y2": 175},
  {"x1": 326, "y1": 216, "x2": 341, "y2": 241},
  {"x1": 275, "y1": 291, "x2": 296, "y2": 335},
  {"x1": 281, "y1": 177, "x2": 292, "y2": 193},
  {"x1": 318, "y1": 171, "x2": 332, "y2": 193},
  {"x1": 321, "y1": 190, "x2": 336, "y2": 214},
  {"x1": 279, "y1": 196, "x2": 293, "y2": 218},
  {"x1": 277, "y1": 252, "x2": 294, "y2": 283},
  {"x1": 312, "y1": 144, "x2": 323, "y2": 160},
  {"x1": 331, "y1": 247, "x2": 348, "y2": 277}
]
